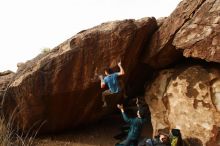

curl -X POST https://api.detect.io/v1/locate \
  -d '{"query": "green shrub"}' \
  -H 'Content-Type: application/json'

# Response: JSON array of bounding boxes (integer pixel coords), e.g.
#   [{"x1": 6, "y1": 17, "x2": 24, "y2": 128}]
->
[{"x1": 41, "y1": 48, "x2": 51, "y2": 54}]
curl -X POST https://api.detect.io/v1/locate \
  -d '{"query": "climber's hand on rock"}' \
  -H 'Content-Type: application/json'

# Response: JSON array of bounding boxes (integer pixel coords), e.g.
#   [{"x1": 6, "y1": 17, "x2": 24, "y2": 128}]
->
[
  {"x1": 118, "y1": 61, "x2": 122, "y2": 67},
  {"x1": 117, "y1": 104, "x2": 123, "y2": 110},
  {"x1": 99, "y1": 75, "x2": 103, "y2": 80}
]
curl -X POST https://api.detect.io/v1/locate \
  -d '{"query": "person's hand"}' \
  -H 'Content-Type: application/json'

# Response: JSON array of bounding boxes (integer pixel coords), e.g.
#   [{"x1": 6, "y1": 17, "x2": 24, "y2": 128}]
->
[
  {"x1": 118, "y1": 61, "x2": 122, "y2": 66},
  {"x1": 117, "y1": 104, "x2": 123, "y2": 110},
  {"x1": 99, "y1": 75, "x2": 103, "y2": 80}
]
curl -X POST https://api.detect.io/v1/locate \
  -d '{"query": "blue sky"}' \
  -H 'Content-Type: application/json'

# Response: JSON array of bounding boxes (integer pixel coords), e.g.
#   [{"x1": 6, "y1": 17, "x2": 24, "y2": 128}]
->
[{"x1": 0, "y1": 0, "x2": 181, "y2": 72}]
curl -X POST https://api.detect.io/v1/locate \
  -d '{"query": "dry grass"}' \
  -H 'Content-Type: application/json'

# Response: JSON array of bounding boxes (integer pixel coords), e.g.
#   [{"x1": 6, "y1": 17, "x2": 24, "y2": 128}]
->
[
  {"x1": 0, "y1": 116, "x2": 36, "y2": 146},
  {"x1": 0, "y1": 78, "x2": 39, "y2": 146},
  {"x1": 0, "y1": 117, "x2": 11, "y2": 146}
]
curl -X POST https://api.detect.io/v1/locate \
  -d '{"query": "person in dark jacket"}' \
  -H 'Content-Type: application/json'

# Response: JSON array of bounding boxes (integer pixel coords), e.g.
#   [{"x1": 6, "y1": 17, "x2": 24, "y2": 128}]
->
[
  {"x1": 116, "y1": 104, "x2": 146, "y2": 146},
  {"x1": 144, "y1": 132, "x2": 170, "y2": 146}
]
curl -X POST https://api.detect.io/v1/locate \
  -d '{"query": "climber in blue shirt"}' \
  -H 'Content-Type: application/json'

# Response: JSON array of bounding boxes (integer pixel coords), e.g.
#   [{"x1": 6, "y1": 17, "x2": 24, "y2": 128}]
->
[{"x1": 99, "y1": 61, "x2": 125, "y2": 107}]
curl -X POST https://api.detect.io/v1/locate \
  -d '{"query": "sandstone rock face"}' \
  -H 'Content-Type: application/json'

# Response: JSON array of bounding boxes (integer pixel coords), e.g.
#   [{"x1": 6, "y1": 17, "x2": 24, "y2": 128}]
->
[
  {"x1": 145, "y1": 65, "x2": 220, "y2": 145},
  {"x1": 3, "y1": 18, "x2": 157, "y2": 133},
  {"x1": 173, "y1": 0, "x2": 220, "y2": 63},
  {"x1": 156, "y1": 17, "x2": 167, "y2": 27},
  {"x1": 0, "y1": 71, "x2": 14, "y2": 102},
  {"x1": 142, "y1": 0, "x2": 220, "y2": 68},
  {"x1": 142, "y1": 0, "x2": 206, "y2": 68}
]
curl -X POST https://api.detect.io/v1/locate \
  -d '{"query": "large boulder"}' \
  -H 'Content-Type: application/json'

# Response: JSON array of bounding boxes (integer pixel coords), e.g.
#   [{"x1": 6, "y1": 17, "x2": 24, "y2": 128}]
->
[
  {"x1": 141, "y1": 0, "x2": 206, "y2": 68},
  {"x1": 141, "y1": 0, "x2": 220, "y2": 68},
  {"x1": 3, "y1": 18, "x2": 157, "y2": 133},
  {"x1": 145, "y1": 64, "x2": 220, "y2": 146},
  {"x1": 173, "y1": 0, "x2": 220, "y2": 62}
]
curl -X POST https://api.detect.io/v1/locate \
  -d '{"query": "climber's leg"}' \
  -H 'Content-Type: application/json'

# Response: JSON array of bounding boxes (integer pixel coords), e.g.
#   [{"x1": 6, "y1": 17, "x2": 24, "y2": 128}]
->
[{"x1": 102, "y1": 90, "x2": 112, "y2": 107}]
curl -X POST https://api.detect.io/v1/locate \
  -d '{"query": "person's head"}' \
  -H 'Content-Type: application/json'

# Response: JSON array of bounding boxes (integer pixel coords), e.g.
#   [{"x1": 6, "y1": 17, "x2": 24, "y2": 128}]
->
[
  {"x1": 137, "y1": 108, "x2": 145, "y2": 118},
  {"x1": 104, "y1": 68, "x2": 113, "y2": 75},
  {"x1": 159, "y1": 134, "x2": 169, "y2": 144},
  {"x1": 157, "y1": 129, "x2": 170, "y2": 144}
]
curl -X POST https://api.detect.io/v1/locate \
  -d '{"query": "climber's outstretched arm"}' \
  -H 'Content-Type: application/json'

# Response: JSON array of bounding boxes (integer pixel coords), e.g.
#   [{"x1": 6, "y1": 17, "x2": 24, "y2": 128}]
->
[
  {"x1": 117, "y1": 104, "x2": 132, "y2": 123},
  {"x1": 117, "y1": 61, "x2": 125, "y2": 76}
]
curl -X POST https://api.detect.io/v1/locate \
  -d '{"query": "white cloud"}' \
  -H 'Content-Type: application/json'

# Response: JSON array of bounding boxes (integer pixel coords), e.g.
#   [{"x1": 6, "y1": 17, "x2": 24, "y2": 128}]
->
[{"x1": 0, "y1": 0, "x2": 181, "y2": 72}]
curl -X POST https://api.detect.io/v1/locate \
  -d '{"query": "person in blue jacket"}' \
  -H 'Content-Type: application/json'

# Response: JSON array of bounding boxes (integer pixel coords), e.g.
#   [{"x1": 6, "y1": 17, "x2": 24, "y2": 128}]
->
[
  {"x1": 116, "y1": 104, "x2": 146, "y2": 146},
  {"x1": 99, "y1": 61, "x2": 125, "y2": 107}
]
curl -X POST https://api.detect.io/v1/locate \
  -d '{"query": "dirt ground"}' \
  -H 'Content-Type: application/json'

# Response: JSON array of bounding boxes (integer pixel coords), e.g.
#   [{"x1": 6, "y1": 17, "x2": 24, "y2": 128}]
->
[{"x1": 34, "y1": 113, "x2": 153, "y2": 146}]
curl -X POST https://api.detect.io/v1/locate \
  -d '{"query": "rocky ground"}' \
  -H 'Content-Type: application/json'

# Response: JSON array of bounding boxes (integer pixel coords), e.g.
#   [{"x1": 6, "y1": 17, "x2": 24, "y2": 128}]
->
[{"x1": 34, "y1": 113, "x2": 153, "y2": 146}]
